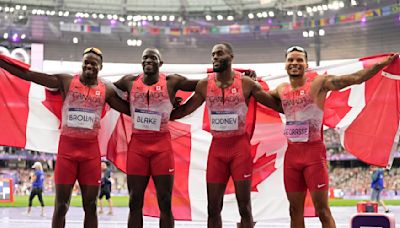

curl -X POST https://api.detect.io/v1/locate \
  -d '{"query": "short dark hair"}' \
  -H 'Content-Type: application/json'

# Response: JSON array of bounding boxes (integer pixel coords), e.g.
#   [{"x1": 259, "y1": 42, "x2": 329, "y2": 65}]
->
[
  {"x1": 216, "y1": 42, "x2": 233, "y2": 54},
  {"x1": 285, "y1": 46, "x2": 307, "y2": 60}
]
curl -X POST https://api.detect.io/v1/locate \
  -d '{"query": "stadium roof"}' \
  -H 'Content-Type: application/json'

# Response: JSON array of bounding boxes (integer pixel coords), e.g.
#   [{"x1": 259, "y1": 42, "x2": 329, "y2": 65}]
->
[{"x1": 0, "y1": 0, "x2": 324, "y2": 14}]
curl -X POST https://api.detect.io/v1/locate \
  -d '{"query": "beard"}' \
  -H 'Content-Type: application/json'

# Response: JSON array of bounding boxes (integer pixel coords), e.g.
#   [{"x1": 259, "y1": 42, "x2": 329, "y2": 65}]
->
[
  {"x1": 288, "y1": 73, "x2": 302, "y2": 77},
  {"x1": 213, "y1": 59, "x2": 229, "y2": 72},
  {"x1": 143, "y1": 64, "x2": 158, "y2": 75}
]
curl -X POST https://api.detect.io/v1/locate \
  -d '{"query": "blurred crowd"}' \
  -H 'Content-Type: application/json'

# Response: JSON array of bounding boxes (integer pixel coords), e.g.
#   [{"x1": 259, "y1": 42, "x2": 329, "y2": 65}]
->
[
  {"x1": 2, "y1": 166, "x2": 399, "y2": 198},
  {"x1": 329, "y1": 167, "x2": 400, "y2": 198}
]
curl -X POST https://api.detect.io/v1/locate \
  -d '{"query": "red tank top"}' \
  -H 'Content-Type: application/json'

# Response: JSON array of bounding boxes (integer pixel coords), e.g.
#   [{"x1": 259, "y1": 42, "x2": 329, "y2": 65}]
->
[
  {"x1": 281, "y1": 78, "x2": 324, "y2": 142},
  {"x1": 129, "y1": 73, "x2": 173, "y2": 134},
  {"x1": 206, "y1": 71, "x2": 248, "y2": 138},
  {"x1": 61, "y1": 75, "x2": 106, "y2": 139}
]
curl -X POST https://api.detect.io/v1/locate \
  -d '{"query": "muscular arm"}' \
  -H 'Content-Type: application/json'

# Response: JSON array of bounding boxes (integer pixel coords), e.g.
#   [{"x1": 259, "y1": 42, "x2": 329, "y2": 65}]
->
[
  {"x1": 0, "y1": 59, "x2": 64, "y2": 89},
  {"x1": 169, "y1": 74, "x2": 199, "y2": 92},
  {"x1": 322, "y1": 54, "x2": 398, "y2": 91},
  {"x1": 246, "y1": 78, "x2": 283, "y2": 113},
  {"x1": 170, "y1": 80, "x2": 206, "y2": 120},
  {"x1": 105, "y1": 85, "x2": 130, "y2": 115},
  {"x1": 113, "y1": 74, "x2": 135, "y2": 92}
]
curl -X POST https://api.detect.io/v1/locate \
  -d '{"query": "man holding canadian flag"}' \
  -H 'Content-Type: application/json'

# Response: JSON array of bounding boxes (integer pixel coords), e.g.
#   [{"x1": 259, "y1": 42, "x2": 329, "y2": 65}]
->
[
  {"x1": 0, "y1": 47, "x2": 131, "y2": 228},
  {"x1": 267, "y1": 46, "x2": 398, "y2": 228}
]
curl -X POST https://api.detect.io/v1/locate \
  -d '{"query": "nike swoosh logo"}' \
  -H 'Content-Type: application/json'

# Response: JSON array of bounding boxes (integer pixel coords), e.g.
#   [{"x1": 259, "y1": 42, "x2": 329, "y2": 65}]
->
[
  {"x1": 169, "y1": 169, "x2": 175, "y2": 172},
  {"x1": 317, "y1": 184, "x2": 326, "y2": 188},
  {"x1": 244, "y1": 174, "x2": 252, "y2": 178}
]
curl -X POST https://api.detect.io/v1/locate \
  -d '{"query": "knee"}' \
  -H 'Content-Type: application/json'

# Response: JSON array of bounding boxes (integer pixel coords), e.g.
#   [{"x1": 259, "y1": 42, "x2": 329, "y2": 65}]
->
[
  {"x1": 82, "y1": 199, "x2": 97, "y2": 215},
  {"x1": 289, "y1": 204, "x2": 303, "y2": 218},
  {"x1": 316, "y1": 206, "x2": 332, "y2": 221},
  {"x1": 157, "y1": 194, "x2": 172, "y2": 213},
  {"x1": 208, "y1": 203, "x2": 222, "y2": 217},
  {"x1": 54, "y1": 202, "x2": 69, "y2": 216},
  {"x1": 238, "y1": 203, "x2": 252, "y2": 219},
  {"x1": 129, "y1": 194, "x2": 144, "y2": 212}
]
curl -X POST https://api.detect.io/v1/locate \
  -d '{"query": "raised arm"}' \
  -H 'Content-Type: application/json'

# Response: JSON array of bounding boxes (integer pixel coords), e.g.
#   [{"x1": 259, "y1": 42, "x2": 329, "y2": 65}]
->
[
  {"x1": 246, "y1": 77, "x2": 283, "y2": 113},
  {"x1": 0, "y1": 58, "x2": 64, "y2": 89},
  {"x1": 105, "y1": 85, "x2": 131, "y2": 115},
  {"x1": 170, "y1": 80, "x2": 206, "y2": 120},
  {"x1": 322, "y1": 54, "x2": 398, "y2": 91}
]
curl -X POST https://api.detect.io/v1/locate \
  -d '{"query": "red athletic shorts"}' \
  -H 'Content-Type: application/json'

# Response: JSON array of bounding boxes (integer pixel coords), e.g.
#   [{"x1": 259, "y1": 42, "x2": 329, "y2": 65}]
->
[
  {"x1": 284, "y1": 140, "x2": 329, "y2": 192},
  {"x1": 206, "y1": 134, "x2": 252, "y2": 183},
  {"x1": 54, "y1": 135, "x2": 101, "y2": 186},
  {"x1": 127, "y1": 132, "x2": 174, "y2": 176}
]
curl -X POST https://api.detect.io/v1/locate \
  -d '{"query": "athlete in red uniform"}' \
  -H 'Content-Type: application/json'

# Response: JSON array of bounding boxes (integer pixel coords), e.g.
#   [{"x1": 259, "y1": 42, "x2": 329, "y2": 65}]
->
[
  {"x1": 0, "y1": 47, "x2": 130, "y2": 228},
  {"x1": 268, "y1": 46, "x2": 398, "y2": 228},
  {"x1": 113, "y1": 48, "x2": 198, "y2": 228},
  {"x1": 170, "y1": 43, "x2": 282, "y2": 228}
]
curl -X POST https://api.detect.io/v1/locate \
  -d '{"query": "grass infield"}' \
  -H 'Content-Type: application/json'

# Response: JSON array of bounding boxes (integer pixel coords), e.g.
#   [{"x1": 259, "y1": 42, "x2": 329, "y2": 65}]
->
[{"x1": 1, "y1": 196, "x2": 400, "y2": 207}]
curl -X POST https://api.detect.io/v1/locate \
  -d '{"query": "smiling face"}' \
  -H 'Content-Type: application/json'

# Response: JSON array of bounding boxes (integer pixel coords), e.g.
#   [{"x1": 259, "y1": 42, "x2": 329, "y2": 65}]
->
[
  {"x1": 81, "y1": 53, "x2": 102, "y2": 80},
  {"x1": 285, "y1": 51, "x2": 308, "y2": 78},
  {"x1": 211, "y1": 44, "x2": 233, "y2": 73},
  {"x1": 141, "y1": 48, "x2": 163, "y2": 75}
]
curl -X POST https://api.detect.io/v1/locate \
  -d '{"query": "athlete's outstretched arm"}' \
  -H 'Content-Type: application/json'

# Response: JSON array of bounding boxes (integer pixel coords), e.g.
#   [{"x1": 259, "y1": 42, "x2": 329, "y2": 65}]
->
[
  {"x1": 169, "y1": 74, "x2": 199, "y2": 91},
  {"x1": 170, "y1": 80, "x2": 206, "y2": 120},
  {"x1": 105, "y1": 85, "x2": 131, "y2": 115},
  {"x1": 0, "y1": 58, "x2": 64, "y2": 89},
  {"x1": 248, "y1": 78, "x2": 283, "y2": 113},
  {"x1": 322, "y1": 53, "x2": 398, "y2": 91}
]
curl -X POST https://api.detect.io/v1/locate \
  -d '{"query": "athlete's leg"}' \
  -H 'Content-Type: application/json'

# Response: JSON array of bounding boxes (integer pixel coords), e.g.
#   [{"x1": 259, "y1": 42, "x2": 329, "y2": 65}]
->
[
  {"x1": 303, "y1": 143, "x2": 335, "y2": 228},
  {"x1": 207, "y1": 183, "x2": 227, "y2": 228},
  {"x1": 287, "y1": 191, "x2": 306, "y2": 228},
  {"x1": 153, "y1": 175, "x2": 174, "y2": 228},
  {"x1": 76, "y1": 155, "x2": 101, "y2": 228},
  {"x1": 310, "y1": 191, "x2": 336, "y2": 228},
  {"x1": 52, "y1": 155, "x2": 77, "y2": 228},
  {"x1": 80, "y1": 184, "x2": 100, "y2": 228},
  {"x1": 52, "y1": 184, "x2": 74, "y2": 228},
  {"x1": 233, "y1": 180, "x2": 253, "y2": 228},
  {"x1": 127, "y1": 175, "x2": 150, "y2": 228}
]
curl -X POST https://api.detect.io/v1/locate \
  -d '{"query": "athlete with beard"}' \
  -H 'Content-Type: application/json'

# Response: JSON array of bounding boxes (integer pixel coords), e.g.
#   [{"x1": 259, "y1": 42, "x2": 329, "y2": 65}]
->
[
  {"x1": 267, "y1": 46, "x2": 398, "y2": 228},
  {"x1": 0, "y1": 47, "x2": 130, "y2": 228},
  {"x1": 113, "y1": 48, "x2": 198, "y2": 228},
  {"x1": 170, "y1": 43, "x2": 282, "y2": 228}
]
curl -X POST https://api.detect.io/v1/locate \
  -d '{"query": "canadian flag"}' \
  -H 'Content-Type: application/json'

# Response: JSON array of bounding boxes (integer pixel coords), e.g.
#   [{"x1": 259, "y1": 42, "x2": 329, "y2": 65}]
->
[{"x1": 0, "y1": 53, "x2": 398, "y2": 221}]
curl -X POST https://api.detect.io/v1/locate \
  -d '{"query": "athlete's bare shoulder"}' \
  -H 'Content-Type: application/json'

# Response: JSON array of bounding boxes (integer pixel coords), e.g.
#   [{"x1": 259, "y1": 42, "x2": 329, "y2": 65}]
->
[
  {"x1": 166, "y1": 73, "x2": 184, "y2": 85},
  {"x1": 196, "y1": 78, "x2": 208, "y2": 95},
  {"x1": 114, "y1": 74, "x2": 139, "y2": 92},
  {"x1": 274, "y1": 82, "x2": 289, "y2": 97},
  {"x1": 122, "y1": 74, "x2": 140, "y2": 82}
]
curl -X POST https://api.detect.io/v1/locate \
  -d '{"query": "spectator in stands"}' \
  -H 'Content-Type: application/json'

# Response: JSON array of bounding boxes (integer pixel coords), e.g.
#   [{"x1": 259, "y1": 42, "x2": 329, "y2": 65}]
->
[
  {"x1": 26, "y1": 162, "x2": 45, "y2": 216},
  {"x1": 370, "y1": 166, "x2": 389, "y2": 213}
]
